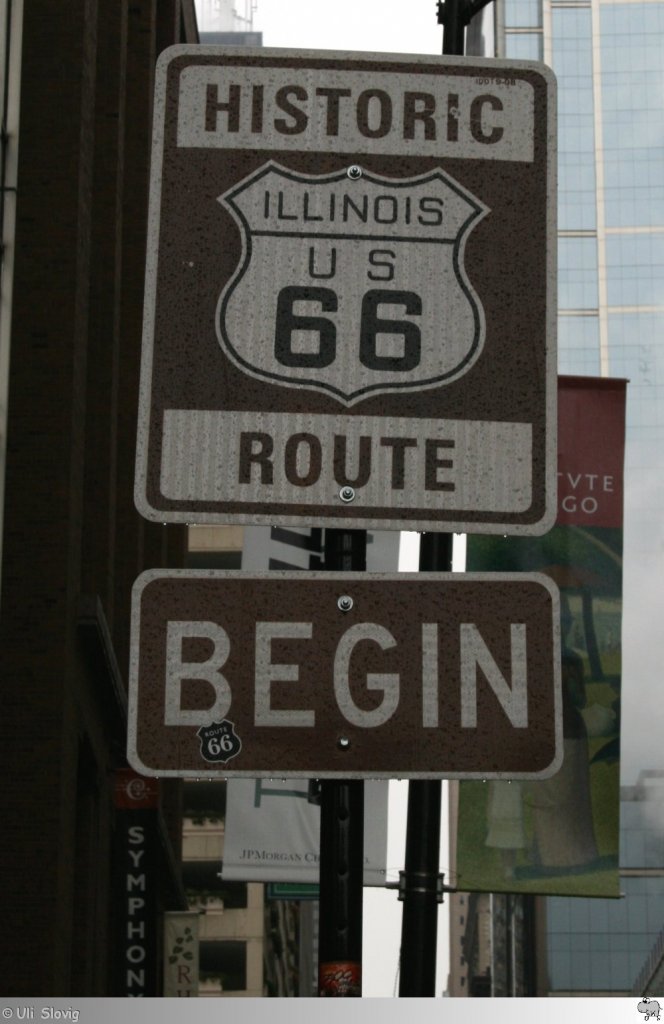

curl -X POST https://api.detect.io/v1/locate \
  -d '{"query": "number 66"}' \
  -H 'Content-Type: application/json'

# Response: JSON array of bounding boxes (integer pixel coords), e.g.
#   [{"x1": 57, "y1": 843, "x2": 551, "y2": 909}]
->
[{"x1": 275, "y1": 285, "x2": 422, "y2": 372}]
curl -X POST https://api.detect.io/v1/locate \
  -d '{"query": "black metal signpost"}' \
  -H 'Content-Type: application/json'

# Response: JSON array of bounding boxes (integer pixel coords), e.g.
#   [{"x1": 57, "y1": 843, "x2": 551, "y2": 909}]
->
[
  {"x1": 319, "y1": 529, "x2": 366, "y2": 997},
  {"x1": 397, "y1": 533, "x2": 452, "y2": 997},
  {"x1": 318, "y1": 773, "x2": 365, "y2": 996},
  {"x1": 397, "y1": 0, "x2": 496, "y2": 996}
]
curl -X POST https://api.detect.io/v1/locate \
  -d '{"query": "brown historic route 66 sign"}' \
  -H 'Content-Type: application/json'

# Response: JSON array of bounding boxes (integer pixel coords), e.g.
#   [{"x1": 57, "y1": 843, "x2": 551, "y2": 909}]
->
[{"x1": 135, "y1": 47, "x2": 557, "y2": 534}]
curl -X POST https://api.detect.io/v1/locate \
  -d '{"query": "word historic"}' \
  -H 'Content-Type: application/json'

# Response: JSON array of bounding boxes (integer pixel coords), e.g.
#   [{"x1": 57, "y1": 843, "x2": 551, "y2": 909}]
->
[{"x1": 175, "y1": 66, "x2": 535, "y2": 162}]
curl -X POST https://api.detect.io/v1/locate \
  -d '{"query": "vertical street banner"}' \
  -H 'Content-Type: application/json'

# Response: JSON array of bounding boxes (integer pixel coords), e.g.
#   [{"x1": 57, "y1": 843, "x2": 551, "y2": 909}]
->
[
  {"x1": 240, "y1": 525, "x2": 401, "y2": 572},
  {"x1": 164, "y1": 912, "x2": 200, "y2": 996},
  {"x1": 221, "y1": 778, "x2": 388, "y2": 886},
  {"x1": 112, "y1": 770, "x2": 160, "y2": 995},
  {"x1": 456, "y1": 376, "x2": 626, "y2": 897},
  {"x1": 232, "y1": 526, "x2": 393, "y2": 884}
]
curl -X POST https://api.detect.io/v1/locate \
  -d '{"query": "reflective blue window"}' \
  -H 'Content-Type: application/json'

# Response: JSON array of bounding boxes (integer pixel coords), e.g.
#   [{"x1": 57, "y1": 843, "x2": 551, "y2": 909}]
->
[
  {"x1": 557, "y1": 316, "x2": 600, "y2": 375},
  {"x1": 600, "y1": 5, "x2": 664, "y2": 231},
  {"x1": 588, "y1": 953, "x2": 611, "y2": 989},
  {"x1": 505, "y1": 0, "x2": 541, "y2": 27},
  {"x1": 552, "y1": 8, "x2": 596, "y2": 231},
  {"x1": 546, "y1": 782, "x2": 664, "y2": 991},
  {"x1": 605, "y1": 190, "x2": 664, "y2": 229},
  {"x1": 608, "y1": 312, "x2": 664, "y2": 392},
  {"x1": 548, "y1": 878, "x2": 664, "y2": 990},
  {"x1": 607, "y1": 311, "x2": 664, "y2": 534},
  {"x1": 558, "y1": 156, "x2": 596, "y2": 230},
  {"x1": 505, "y1": 32, "x2": 542, "y2": 60},
  {"x1": 550, "y1": 951, "x2": 571, "y2": 989},
  {"x1": 558, "y1": 194, "x2": 597, "y2": 232},
  {"x1": 558, "y1": 237, "x2": 598, "y2": 308},
  {"x1": 606, "y1": 233, "x2": 664, "y2": 306}
]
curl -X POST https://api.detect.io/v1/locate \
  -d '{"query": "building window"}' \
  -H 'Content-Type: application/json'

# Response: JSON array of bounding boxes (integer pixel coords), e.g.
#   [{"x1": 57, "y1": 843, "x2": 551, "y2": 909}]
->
[
  {"x1": 505, "y1": 0, "x2": 541, "y2": 28},
  {"x1": 558, "y1": 236, "x2": 598, "y2": 309},
  {"x1": 606, "y1": 233, "x2": 664, "y2": 307},
  {"x1": 505, "y1": 31, "x2": 543, "y2": 60},
  {"x1": 199, "y1": 940, "x2": 247, "y2": 990},
  {"x1": 183, "y1": 780, "x2": 227, "y2": 820},
  {"x1": 182, "y1": 860, "x2": 248, "y2": 909}
]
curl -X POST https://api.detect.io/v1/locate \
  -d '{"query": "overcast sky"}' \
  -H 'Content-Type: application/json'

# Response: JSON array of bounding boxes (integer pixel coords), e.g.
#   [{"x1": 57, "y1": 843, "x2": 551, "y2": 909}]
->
[{"x1": 253, "y1": 0, "x2": 444, "y2": 55}]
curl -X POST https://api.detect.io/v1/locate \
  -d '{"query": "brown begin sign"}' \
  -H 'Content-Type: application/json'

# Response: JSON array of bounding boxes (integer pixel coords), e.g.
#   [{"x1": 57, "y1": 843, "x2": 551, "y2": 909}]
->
[
  {"x1": 127, "y1": 571, "x2": 562, "y2": 780},
  {"x1": 134, "y1": 47, "x2": 557, "y2": 534}
]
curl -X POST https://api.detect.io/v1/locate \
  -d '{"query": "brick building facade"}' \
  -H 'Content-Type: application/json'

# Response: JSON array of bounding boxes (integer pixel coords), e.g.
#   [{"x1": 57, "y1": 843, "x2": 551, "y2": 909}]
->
[{"x1": 0, "y1": 0, "x2": 198, "y2": 995}]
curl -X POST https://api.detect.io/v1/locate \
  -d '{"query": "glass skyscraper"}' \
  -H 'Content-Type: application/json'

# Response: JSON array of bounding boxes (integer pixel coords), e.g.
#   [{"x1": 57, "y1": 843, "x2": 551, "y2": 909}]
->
[
  {"x1": 496, "y1": 0, "x2": 664, "y2": 782},
  {"x1": 547, "y1": 771, "x2": 664, "y2": 993}
]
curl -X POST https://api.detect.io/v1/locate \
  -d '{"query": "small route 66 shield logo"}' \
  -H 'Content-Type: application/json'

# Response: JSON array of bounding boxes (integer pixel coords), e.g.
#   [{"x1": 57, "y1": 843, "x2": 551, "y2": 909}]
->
[{"x1": 197, "y1": 720, "x2": 242, "y2": 764}]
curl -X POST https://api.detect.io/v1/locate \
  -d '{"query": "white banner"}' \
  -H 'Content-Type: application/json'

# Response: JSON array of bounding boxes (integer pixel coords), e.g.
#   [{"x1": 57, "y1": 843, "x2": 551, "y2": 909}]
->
[
  {"x1": 163, "y1": 912, "x2": 199, "y2": 997},
  {"x1": 241, "y1": 523, "x2": 400, "y2": 572},
  {"x1": 222, "y1": 778, "x2": 388, "y2": 885},
  {"x1": 232, "y1": 525, "x2": 391, "y2": 885}
]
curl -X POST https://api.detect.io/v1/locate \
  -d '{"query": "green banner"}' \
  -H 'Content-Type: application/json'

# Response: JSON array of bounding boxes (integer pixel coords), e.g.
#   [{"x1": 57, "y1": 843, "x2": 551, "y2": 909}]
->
[{"x1": 456, "y1": 377, "x2": 625, "y2": 897}]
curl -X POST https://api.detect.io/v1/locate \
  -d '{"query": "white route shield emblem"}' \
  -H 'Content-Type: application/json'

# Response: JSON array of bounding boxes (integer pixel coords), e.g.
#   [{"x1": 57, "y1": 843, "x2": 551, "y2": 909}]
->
[{"x1": 217, "y1": 162, "x2": 489, "y2": 404}]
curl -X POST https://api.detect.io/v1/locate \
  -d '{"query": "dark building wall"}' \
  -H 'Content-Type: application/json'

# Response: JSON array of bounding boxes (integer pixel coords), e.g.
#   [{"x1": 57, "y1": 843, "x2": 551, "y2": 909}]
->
[{"x1": 0, "y1": 0, "x2": 197, "y2": 996}]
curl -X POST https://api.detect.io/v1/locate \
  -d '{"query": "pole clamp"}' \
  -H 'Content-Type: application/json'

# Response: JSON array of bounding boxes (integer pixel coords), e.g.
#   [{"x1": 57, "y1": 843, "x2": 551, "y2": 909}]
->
[{"x1": 396, "y1": 870, "x2": 447, "y2": 903}]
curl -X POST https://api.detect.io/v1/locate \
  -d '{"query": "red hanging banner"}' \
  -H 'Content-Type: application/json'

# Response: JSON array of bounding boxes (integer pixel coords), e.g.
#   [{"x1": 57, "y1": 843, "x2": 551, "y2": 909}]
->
[{"x1": 456, "y1": 376, "x2": 626, "y2": 898}]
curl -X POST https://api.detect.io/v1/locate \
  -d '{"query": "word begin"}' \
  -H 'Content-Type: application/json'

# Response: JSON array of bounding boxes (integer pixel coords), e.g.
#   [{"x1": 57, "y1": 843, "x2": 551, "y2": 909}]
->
[{"x1": 164, "y1": 618, "x2": 530, "y2": 731}]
